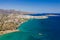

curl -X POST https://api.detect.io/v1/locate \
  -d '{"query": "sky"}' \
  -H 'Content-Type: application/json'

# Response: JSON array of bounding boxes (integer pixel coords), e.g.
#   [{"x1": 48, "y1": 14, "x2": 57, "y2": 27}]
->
[{"x1": 0, "y1": 0, "x2": 60, "y2": 13}]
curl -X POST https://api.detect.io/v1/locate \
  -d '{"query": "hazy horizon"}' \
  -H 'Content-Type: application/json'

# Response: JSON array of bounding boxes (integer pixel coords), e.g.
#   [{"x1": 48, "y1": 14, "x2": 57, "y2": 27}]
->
[{"x1": 0, "y1": 0, "x2": 60, "y2": 13}]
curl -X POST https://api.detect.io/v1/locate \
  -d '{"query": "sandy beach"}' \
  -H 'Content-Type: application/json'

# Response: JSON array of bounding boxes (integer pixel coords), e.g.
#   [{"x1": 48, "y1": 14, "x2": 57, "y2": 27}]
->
[{"x1": 0, "y1": 30, "x2": 19, "y2": 35}]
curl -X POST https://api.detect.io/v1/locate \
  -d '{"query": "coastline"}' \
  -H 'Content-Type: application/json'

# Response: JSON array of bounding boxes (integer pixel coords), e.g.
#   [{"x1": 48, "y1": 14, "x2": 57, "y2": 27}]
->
[{"x1": 0, "y1": 30, "x2": 19, "y2": 35}]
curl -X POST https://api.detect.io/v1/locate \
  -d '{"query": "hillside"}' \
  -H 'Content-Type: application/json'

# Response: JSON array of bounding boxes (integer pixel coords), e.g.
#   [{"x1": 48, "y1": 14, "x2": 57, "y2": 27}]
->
[{"x1": 0, "y1": 9, "x2": 30, "y2": 35}]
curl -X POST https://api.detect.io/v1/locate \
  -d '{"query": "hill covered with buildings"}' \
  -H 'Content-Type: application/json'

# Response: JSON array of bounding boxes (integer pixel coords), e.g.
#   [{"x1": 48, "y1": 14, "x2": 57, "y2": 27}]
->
[{"x1": 0, "y1": 9, "x2": 30, "y2": 35}]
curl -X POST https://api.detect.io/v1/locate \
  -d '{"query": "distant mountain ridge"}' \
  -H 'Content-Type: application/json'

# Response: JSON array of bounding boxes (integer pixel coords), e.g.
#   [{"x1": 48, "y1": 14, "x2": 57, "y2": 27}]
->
[
  {"x1": 0, "y1": 9, "x2": 32, "y2": 14},
  {"x1": 0, "y1": 9, "x2": 60, "y2": 15}
]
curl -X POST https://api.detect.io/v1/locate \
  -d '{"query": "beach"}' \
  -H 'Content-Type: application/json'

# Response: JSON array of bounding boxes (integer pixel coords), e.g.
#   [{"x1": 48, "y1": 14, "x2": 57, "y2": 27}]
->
[{"x1": 0, "y1": 30, "x2": 19, "y2": 35}]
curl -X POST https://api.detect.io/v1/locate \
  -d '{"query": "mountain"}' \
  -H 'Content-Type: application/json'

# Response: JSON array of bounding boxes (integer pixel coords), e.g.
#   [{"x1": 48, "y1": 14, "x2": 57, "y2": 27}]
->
[{"x1": 0, "y1": 9, "x2": 32, "y2": 14}]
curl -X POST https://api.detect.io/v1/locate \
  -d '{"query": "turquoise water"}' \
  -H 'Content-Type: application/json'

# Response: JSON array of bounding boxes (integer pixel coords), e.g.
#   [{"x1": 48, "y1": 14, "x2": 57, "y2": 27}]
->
[
  {"x1": 18, "y1": 16, "x2": 60, "y2": 40},
  {"x1": 0, "y1": 16, "x2": 60, "y2": 40},
  {"x1": 0, "y1": 32, "x2": 34, "y2": 40}
]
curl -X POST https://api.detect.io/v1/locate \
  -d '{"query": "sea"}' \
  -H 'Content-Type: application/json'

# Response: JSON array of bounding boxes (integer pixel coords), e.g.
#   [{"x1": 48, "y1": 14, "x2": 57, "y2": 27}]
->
[{"x1": 0, "y1": 14, "x2": 60, "y2": 40}]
